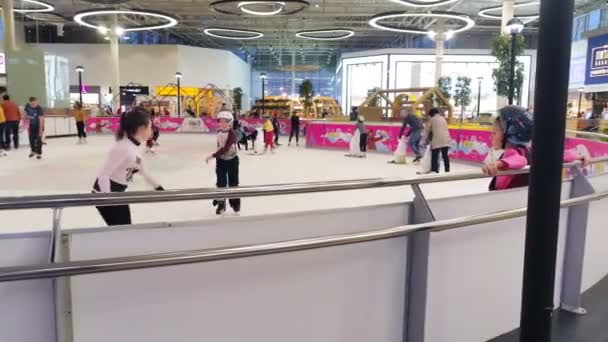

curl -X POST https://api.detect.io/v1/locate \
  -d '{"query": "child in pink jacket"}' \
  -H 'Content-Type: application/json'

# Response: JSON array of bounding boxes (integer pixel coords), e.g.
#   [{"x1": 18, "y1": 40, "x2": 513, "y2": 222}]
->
[{"x1": 483, "y1": 106, "x2": 587, "y2": 191}]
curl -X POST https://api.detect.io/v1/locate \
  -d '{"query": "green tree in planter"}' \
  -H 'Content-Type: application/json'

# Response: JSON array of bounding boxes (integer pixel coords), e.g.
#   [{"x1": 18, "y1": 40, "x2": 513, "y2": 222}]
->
[
  {"x1": 232, "y1": 87, "x2": 243, "y2": 111},
  {"x1": 491, "y1": 34, "x2": 525, "y2": 103},
  {"x1": 454, "y1": 76, "x2": 472, "y2": 119},
  {"x1": 367, "y1": 87, "x2": 381, "y2": 107},
  {"x1": 438, "y1": 77, "x2": 452, "y2": 99},
  {"x1": 299, "y1": 80, "x2": 314, "y2": 115}
]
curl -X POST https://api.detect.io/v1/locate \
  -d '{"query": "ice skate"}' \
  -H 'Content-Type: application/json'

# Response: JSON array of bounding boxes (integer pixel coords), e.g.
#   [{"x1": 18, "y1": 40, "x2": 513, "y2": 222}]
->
[
  {"x1": 230, "y1": 201, "x2": 241, "y2": 215},
  {"x1": 214, "y1": 200, "x2": 226, "y2": 215}
]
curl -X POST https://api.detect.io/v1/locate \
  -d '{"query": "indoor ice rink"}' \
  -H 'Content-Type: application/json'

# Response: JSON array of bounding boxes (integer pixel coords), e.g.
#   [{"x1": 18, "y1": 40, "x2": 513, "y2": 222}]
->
[
  {"x1": 2, "y1": 0, "x2": 608, "y2": 342},
  {"x1": 0, "y1": 134, "x2": 485, "y2": 232}
]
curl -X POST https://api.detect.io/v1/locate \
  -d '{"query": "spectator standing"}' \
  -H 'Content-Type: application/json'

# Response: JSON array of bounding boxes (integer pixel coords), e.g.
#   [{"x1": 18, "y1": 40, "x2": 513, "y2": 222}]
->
[
  {"x1": 2, "y1": 94, "x2": 21, "y2": 150},
  {"x1": 424, "y1": 108, "x2": 451, "y2": 173}
]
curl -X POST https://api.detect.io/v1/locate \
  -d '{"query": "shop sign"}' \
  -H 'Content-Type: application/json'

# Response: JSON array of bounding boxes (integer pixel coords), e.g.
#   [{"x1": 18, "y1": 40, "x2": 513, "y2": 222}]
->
[
  {"x1": 120, "y1": 86, "x2": 149, "y2": 96},
  {"x1": 585, "y1": 34, "x2": 608, "y2": 85}
]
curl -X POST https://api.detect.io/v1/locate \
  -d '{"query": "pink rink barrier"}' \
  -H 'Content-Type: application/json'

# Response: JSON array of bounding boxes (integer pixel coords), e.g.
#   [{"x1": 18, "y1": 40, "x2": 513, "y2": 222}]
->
[
  {"x1": 305, "y1": 122, "x2": 608, "y2": 173},
  {"x1": 86, "y1": 117, "x2": 308, "y2": 136}
]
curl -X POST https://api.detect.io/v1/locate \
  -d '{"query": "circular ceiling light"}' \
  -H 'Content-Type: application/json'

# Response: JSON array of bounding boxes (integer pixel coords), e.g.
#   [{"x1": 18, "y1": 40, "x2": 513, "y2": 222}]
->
[
  {"x1": 387, "y1": 0, "x2": 460, "y2": 8},
  {"x1": 203, "y1": 27, "x2": 264, "y2": 40},
  {"x1": 3, "y1": 0, "x2": 54, "y2": 13},
  {"x1": 478, "y1": 2, "x2": 539, "y2": 20},
  {"x1": 210, "y1": 0, "x2": 309, "y2": 15},
  {"x1": 26, "y1": 12, "x2": 67, "y2": 23},
  {"x1": 237, "y1": 1, "x2": 286, "y2": 16},
  {"x1": 369, "y1": 11, "x2": 475, "y2": 34},
  {"x1": 73, "y1": 9, "x2": 178, "y2": 32},
  {"x1": 296, "y1": 29, "x2": 355, "y2": 40}
]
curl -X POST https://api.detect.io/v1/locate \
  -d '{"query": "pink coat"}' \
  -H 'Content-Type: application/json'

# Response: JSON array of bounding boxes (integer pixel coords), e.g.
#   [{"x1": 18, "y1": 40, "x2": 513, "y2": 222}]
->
[{"x1": 491, "y1": 148, "x2": 579, "y2": 191}]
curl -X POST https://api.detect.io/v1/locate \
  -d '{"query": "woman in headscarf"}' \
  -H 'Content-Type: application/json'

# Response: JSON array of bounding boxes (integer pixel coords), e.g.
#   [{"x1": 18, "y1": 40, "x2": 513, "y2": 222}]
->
[{"x1": 483, "y1": 105, "x2": 587, "y2": 191}]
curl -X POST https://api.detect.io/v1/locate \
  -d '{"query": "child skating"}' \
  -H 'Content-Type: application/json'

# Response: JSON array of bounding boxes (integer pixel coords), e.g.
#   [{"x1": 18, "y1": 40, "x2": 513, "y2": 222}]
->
[
  {"x1": 205, "y1": 111, "x2": 241, "y2": 215},
  {"x1": 93, "y1": 107, "x2": 164, "y2": 226},
  {"x1": 263, "y1": 116, "x2": 275, "y2": 154}
]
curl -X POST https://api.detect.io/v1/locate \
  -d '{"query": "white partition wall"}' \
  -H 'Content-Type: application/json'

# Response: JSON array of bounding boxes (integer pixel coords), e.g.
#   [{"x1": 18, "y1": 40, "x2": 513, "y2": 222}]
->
[
  {"x1": 340, "y1": 55, "x2": 389, "y2": 113},
  {"x1": 67, "y1": 203, "x2": 410, "y2": 342},
  {"x1": 0, "y1": 232, "x2": 55, "y2": 342},
  {"x1": 423, "y1": 184, "x2": 571, "y2": 342}
]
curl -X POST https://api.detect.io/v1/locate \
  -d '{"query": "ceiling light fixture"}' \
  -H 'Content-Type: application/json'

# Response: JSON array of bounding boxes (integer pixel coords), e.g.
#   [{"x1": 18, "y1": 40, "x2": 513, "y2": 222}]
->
[
  {"x1": 295, "y1": 28, "x2": 355, "y2": 40},
  {"x1": 3, "y1": 0, "x2": 54, "y2": 13},
  {"x1": 369, "y1": 11, "x2": 475, "y2": 34},
  {"x1": 237, "y1": 1, "x2": 286, "y2": 16},
  {"x1": 478, "y1": 2, "x2": 539, "y2": 20},
  {"x1": 210, "y1": 0, "x2": 309, "y2": 16},
  {"x1": 387, "y1": 0, "x2": 459, "y2": 8},
  {"x1": 203, "y1": 27, "x2": 264, "y2": 40},
  {"x1": 73, "y1": 8, "x2": 178, "y2": 32}
]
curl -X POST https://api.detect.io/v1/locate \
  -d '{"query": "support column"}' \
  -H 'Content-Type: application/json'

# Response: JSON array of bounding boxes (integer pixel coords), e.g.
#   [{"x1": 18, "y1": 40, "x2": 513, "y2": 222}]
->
[
  {"x1": 501, "y1": 0, "x2": 515, "y2": 34},
  {"x1": 434, "y1": 33, "x2": 445, "y2": 83},
  {"x1": 519, "y1": 0, "x2": 575, "y2": 340},
  {"x1": 110, "y1": 35, "x2": 120, "y2": 113},
  {"x1": 110, "y1": 15, "x2": 121, "y2": 114},
  {"x1": 2, "y1": 0, "x2": 17, "y2": 51}
]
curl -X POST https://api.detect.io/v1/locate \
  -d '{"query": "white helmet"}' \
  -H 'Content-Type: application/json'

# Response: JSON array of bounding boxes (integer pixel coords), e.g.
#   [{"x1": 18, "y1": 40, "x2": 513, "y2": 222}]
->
[
  {"x1": 358, "y1": 115, "x2": 365, "y2": 122},
  {"x1": 217, "y1": 111, "x2": 234, "y2": 122}
]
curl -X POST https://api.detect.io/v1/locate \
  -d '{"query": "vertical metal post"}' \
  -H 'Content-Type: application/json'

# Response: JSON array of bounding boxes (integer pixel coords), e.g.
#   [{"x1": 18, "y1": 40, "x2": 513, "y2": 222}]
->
[
  {"x1": 78, "y1": 72, "x2": 83, "y2": 106},
  {"x1": 49, "y1": 208, "x2": 74, "y2": 342},
  {"x1": 477, "y1": 78, "x2": 482, "y2": 117},
  {"x1": 434, "y1": 33, "x2": 445, "y2": 83},
  {"x1": 262, "y1": 78, "x2": 266, "y2": 115},
  {"x1": 508, "y1": 32, "x2": 517, "y2": 105},
  {"x1": 560, "y1": 169, "x2": 595, "y2": 315},
  {"x1": 577, "y1": 91, "x2": 583, "y2": 117},
  {"x1": 177, "y1": 77, "x2": 181, "y2": 117},
  {"x1": 519, "y1": 0, "x2": 575, "y2": 340},
  {"x1": 403, "y1": 184, "x2": 435, "y2": 342}
]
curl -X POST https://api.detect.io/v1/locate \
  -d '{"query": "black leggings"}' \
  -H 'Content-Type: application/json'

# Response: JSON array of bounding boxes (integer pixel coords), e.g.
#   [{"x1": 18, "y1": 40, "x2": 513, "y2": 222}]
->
[
  {"x1": 5, "y1": 121, "x2": 19, "y2": 149},
  {"x1": 289, "y1": 127, "x2": 299, "y2": 144},
  {"x1": 76, "y1": 121, "x2": 87, "y2": 139},
  {"x1": 360, "y1": 133, "x2": 368, "y2": 153},
  {"x1": 97, "y1": 205, "x2": 131, "y2": 226},
  {"x1": 216, "y1": 157, "x2": 240, "y2": 208},
  {"x1": 28, "y1": 126, "x2": 42, "y2": 155},
  {"x1": 431, "y1": 147, "x2": 450, "y2": 173},
  {"x1": 93, "y1": 180, "x2": 131, "y2": 226}
]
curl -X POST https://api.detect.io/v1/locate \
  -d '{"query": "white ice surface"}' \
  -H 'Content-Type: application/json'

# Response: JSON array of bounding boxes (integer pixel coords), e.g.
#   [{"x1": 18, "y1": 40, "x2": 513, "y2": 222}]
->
[{"x1": 0, "y1": 134, "x2": 489, "y2": 233}]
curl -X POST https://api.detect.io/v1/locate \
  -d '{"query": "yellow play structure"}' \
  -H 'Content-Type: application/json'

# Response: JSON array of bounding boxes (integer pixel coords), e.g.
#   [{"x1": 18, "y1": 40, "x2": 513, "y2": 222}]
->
[{"x1": 358, "y1": 87, "x2": 454, "y2": 121}]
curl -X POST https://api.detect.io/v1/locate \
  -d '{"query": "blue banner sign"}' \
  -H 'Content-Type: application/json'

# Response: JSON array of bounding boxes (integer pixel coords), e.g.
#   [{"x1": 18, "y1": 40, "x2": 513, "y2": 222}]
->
[{"x1": 586, "y1": 34, "x2": 608, "y2": 85}]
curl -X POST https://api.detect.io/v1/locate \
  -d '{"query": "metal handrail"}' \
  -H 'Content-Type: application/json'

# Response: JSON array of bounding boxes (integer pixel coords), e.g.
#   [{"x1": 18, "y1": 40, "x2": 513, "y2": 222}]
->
[
  {"x1": 566, "y1": 130, "x2": 608, "y2": 139},
  {"x1": 0, "y1": 190, "x2": 606, "y2": 283},
  {"x1": 0, "y1": 157, "x2": 606, "y2": 211}
]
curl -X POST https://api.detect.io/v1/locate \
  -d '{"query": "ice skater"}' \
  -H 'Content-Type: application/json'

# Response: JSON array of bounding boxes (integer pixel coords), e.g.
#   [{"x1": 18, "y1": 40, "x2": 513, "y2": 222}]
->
[
  {"x1": 288, "y1": 112, "x2": 300, "y2": 146},
  {"x1": 356, "y1": 116, "x2": 368, "y2": 157},
  {"x1": 398, "y1": 109, "x2": 423, "y2": 162},
  {"x1": 74, "y1": 101, "x2": 87, "y2": 144},
  {"x1": 205, "y1": 111, "x2": 241, "y2": 215},
  {"x1": 92, "y1": 107, "x2": 164, "y2": 226},
  {"x1": 24, "y1": 97, "x2": 44, "y2": 160},
  {"x1": 146, "y1": 114, "x2": 160, "y2": 153},
  {"x1": 263, "y1": 116, "x2": 275, "y2": 154}
]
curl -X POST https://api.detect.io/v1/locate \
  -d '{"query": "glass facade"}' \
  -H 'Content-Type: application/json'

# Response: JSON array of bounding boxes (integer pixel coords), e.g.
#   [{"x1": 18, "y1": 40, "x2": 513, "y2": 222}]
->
[
  {"x1": 250, "y1": 68, "x2": 336, "y2": 107},
  {"x1": 340, "y1": 53, "x2": 533, "y2": 116}
]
